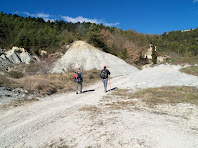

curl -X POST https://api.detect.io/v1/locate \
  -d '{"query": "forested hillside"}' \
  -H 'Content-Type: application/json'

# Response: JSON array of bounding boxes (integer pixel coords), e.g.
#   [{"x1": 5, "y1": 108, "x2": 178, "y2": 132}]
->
[
  {"x1": 152, "y1": 30, "x2": 198, "y2": 57},
  {"x1": 0, "y1": 12, "x2": 198, "y2": 64}
]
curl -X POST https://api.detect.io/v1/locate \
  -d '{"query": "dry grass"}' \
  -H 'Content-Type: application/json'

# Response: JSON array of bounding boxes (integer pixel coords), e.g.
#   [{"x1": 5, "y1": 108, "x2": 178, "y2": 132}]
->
[
  {"x1": 101, "y1": 89, "x2": 137, "y2": 110},
  {"x1": 1, "y1": 69, "x2": 101, "y2": 96},
  {"x1": 132, "y1": 86, "x2": 198, "y2": 107},
  {"x1": 180, "y1": 66, "x2": 198, "y2": 76},
  {"x1": 106, "y1": 86, "x2": 198, "y2": 109},
  {"x1": 105, "y1": 100, "x2": 136, "y2": 110},
  {"x1": 169, "y1": 56, "x2": 198, "y2": 65},
  {"x1": 0, "y1": 74, "x2": 20, "y2": 89},
  {"x1": 78, "y1": 105, "x2": 100, "y2": 112}
]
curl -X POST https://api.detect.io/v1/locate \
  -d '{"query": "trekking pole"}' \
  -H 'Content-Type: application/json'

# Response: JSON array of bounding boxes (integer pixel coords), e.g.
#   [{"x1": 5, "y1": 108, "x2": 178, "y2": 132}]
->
[{"x1": 109, "y1": 76, "x2": 111, "y2": 90}]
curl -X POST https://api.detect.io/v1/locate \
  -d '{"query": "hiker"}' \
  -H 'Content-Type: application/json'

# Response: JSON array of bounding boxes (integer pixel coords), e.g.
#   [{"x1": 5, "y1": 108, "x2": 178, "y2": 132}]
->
[
  {"x1": 73, "y1": 68, "x2": 83, "y2": 94},
  {"x1": 101, "y1": 66, "x2": 111, "y2": 92}
]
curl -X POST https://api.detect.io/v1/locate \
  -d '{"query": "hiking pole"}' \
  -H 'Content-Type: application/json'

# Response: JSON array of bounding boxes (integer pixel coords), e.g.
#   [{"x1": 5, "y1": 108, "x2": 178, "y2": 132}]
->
[{"x1": 109, "y1": 76, "x2": 111, "y2": 90}]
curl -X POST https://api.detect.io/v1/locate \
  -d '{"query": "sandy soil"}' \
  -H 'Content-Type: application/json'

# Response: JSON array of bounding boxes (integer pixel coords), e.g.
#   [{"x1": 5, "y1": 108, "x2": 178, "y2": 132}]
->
[{"x1": 0, "y1": 64, "x2": 198, "y2": 148}]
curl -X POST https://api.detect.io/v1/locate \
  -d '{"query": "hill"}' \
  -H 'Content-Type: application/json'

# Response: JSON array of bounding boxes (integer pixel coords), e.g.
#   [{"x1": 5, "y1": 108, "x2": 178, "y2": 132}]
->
[
  {"x1": 1, "y1": 12, "x2": 198, "y2": 66},
  {"x1": 51, "y1": 41, "x2": 139, "y2": 77}
]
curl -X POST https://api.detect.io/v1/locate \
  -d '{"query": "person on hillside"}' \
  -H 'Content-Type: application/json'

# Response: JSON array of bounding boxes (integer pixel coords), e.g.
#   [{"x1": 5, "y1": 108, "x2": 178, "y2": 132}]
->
[
  {"x1": 101, "y1": 66, "x2": 111, "y2": 92},
  {"x1": 73, "y1": 68, "x2": 83, "y2": 94}
]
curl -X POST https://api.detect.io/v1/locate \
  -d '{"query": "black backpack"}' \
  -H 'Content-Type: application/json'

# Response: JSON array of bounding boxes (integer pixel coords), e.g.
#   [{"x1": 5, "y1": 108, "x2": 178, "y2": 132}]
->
[{"x1": 101, "y1": 69, "x2": 108, "y2": 79}]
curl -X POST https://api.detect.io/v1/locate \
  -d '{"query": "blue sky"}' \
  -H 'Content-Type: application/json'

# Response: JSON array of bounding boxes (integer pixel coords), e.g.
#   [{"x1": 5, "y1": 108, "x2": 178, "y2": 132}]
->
[{"x1": 1, "y1": 0, "x2": 198, "y2": 35}]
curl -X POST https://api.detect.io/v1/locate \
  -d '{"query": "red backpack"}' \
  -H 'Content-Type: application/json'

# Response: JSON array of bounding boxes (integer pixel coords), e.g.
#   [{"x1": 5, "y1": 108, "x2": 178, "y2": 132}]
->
[
  {"x1": 74, "y1": 71, "x2": 78, "y2": 79},
  {"x1": 74, "y1": 71, "x2": 82, "y2": 79}
]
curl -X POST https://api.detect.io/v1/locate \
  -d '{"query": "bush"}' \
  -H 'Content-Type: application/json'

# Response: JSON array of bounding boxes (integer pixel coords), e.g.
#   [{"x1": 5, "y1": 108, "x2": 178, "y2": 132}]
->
[
  {"x1": 0, "y1": 75, "x2": 9, "y2": 86},
  {"x1": 8, "y1": 71, "x2": 24, "y2": 79},
  {"x1": 66, "y1": 37, "x2": 74, "y2": 43}
]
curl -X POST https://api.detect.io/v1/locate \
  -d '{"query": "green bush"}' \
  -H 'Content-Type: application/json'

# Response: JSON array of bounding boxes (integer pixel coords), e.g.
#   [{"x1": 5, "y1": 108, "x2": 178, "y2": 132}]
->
[{"x1": 66, "y1": 37, "x2": 74, "y2": 43}]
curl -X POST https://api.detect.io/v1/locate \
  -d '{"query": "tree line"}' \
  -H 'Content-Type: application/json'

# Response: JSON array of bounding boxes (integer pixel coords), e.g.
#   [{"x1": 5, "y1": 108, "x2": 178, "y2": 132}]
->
[{"x1": 0, "y1": 12, "x2": 197, "y2": 64}]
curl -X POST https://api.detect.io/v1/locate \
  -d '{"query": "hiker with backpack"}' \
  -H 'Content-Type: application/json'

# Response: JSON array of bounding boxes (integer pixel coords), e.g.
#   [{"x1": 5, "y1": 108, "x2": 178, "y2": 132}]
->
[
  {"x1": 73, "y1": 68, "x2": 83, "y2": 94},
  {"x1": 101, "y1": 66, "x2": 111, "y2": 93}
]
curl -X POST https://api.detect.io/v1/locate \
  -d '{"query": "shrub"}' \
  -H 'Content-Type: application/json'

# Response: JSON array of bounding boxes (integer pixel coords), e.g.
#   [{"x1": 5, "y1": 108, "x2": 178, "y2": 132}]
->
[
  {"x1": 66, "y1": 37, "x2": 74, "y2": 43},
  {"x1": 0, "y1": 75, "x2": 9, "y2": 86},
  {"x1": 7, "y1": 71, "x2": 24, "y2": 79},
  {"x1": 180, "y1": 66, "x2": 198, "y2": 76}
]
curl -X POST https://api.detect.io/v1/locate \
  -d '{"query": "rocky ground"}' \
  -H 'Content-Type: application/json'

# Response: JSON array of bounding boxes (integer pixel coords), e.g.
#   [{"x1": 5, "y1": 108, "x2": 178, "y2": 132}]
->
[{"x1": 0, "y1": 87, "x2": 28, "y2": 104}]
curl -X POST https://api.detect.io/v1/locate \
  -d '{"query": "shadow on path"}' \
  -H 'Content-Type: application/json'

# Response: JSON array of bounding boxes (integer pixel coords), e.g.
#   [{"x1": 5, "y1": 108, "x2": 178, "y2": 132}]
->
[
  {"x1": 107, "y1": 87, "x2": 118, "y2": 92},
  {"x1": 82, "y1": 89, "x2": 95, "y2": 93}
]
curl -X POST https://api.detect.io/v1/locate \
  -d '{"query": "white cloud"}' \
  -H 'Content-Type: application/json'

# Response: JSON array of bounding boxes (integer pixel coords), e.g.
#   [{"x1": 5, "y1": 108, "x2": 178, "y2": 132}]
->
[
  {"x1": 15, "y1": 11, "x2": 54, "y2": 22},
  {"x1": 104, "y1": 22, "x2": 120, "y2": 26},
  {"x1": 193, "y1": 0, "x2": 198, "y2": 2},
  {"x1": 62, "y1": 16, "x2": 99, "y2": 24},
  {"x1": 21, "y1": 12, "x2": 51, "y2": 18},
  {"x1": 37, "y1": 13, "x2": 51, "y2": 18},
  {"x1": 14, "y1": 12, "x2": 119, "y2": 26},
  {"x1": 62, "y1": 16, "x2": 119, "y2": 27}
]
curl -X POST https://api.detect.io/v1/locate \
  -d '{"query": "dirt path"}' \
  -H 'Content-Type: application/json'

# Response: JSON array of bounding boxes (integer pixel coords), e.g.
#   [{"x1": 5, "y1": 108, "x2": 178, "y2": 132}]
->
[{"x1": 0, "y1": 65, "x2": 198, "y2": 148}]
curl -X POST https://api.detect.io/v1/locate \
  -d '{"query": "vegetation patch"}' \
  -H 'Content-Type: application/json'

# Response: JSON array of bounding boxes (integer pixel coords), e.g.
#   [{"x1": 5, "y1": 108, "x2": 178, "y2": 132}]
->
[
  {"x1": 132, "y1": 86, "x2": 198, "y2": 106},
  {"x1": 180, "y1": 66, "x2": 198, "y2": 76},
  {"x1": 1, "y1": 69, "x2": 101, "y2": 96},
  {"x1": 169, "y1": 56, "x2": 198, "y2": 65},
  {"x1": 78, "y1": 105, "x2": 100, "y2": 112},
  {"x1": 106, "y1": 86, "x2": 198, "y2": 109},
  {"x1": 102, "y1": 89, "x2": 137, "y2": 110},
  {"x1": 7, "y1": 70, "x2": 24, "y2": 79},
  {"x1": 0, "y1": 74, "x2": 19, "y2": 89}
]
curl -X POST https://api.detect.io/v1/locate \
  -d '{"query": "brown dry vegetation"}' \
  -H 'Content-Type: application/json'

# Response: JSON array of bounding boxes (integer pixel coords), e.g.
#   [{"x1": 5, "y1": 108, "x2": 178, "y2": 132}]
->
[
  {"x1": 169, "y1": 56, "x2": 198, "y2": 65},
  {"x1": 180, "y1": 66, "x2": 198, "y2": 76},
  {"x1": 0, "y1": 75, "x2": 13, "y2": 87},
  {"x1": 100, "y1": 29, "x2": 147, "y2": 64},
  {"x1": 1, "y1": 69, "x2": 101, "y2": 96},
  {"x1": 132, "y1": 86, "x2": 198, "y2": 106},
  {"x1": 78, "y1": 105, "x2": 100, "y2": 112},
  {"x1": 104, "y1": 86, "x2": 198, "y2": 109}
]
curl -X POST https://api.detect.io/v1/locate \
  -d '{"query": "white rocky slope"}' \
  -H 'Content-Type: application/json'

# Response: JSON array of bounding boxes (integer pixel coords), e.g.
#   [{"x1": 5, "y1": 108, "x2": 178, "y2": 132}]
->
[
  {"x1": 51, "y1": 41, "x2": 139, "y2": 77},
  {"x1": 114, "y1": 64, "x2": 198, "y2": 90},
  {"x1": 0, "y1": 47, "x2": 35, "y2": 69}
]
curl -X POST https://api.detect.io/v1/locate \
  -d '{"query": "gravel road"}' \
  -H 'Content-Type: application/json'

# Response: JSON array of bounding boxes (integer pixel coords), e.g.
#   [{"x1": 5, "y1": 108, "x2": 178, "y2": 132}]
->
[{"x1": 0, "y1": 64, "x2": 198, "y2": 148}]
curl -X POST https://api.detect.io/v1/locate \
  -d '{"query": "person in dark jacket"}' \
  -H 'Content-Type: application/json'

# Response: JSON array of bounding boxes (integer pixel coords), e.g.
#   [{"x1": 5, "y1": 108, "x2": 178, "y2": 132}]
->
[
  {"x1": 101, "y1": 66, "x2": 111, "y2": 92},
  {"x1": 74, "y1": 68, "x2": 83, "y2": 94}
]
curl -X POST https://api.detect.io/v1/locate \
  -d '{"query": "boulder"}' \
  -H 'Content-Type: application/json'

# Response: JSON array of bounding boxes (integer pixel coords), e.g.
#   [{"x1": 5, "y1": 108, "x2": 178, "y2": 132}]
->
[
  {"x1": 6, "y1": 50, "x2": 22, "y2": 64},
  {"x1": 0, "y1": 54, "x2": 13, "y2": 69},
  {"x1": 19, "y1": 51, "x2": 35, "y2": 64},
  {"x1": 0, "y1": 46, "x2": 35, "y2": 70}
]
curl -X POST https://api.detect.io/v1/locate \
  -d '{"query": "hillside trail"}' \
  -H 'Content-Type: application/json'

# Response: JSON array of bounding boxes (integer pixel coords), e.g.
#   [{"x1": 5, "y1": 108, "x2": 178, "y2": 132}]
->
[{"x1": 0, "y1": 65, "x2": 198, "y2": 148}]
